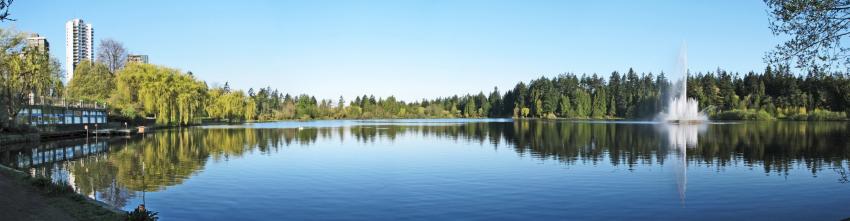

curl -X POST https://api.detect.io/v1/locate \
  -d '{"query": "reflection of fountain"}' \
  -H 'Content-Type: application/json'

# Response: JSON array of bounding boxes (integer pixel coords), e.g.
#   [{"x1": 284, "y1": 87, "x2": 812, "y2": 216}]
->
[
  {"x1": 658, "y1": 44, "x2": 707, "y2": 123},
  {"x1": 667, "y1": 124, "x2": 701, "y2": 149},
  {"x1": 658, "y1": 123, "x2": 706, "y2": 206}
]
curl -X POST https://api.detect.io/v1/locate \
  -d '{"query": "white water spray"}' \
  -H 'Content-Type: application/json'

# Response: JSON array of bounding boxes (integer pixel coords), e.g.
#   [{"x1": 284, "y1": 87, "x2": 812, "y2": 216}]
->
[{"x1": 659, "y1": 44, "x2": 707, "y2": 123}]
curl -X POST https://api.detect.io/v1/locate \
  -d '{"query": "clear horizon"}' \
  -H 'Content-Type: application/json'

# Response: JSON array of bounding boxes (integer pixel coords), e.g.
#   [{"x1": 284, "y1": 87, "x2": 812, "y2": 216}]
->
[{"x1": 9, "y1": 0, "x2": 776, "y2": 101}]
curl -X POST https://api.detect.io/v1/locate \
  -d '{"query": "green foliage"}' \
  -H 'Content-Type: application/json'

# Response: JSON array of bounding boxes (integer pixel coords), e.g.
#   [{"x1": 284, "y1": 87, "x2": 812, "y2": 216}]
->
[
  {"x1": 714, "y1": 109, "x2": 775, "y2": 121},
  {"x1": 765, "y1": 0, "x2": 850, "y2": 71},
  {"x1": 220, "y1": 66, "x2": 841, "y2": 121},
  {"x1": 8, "y1": 38, "x2": 838, "y2": 124},
  {"x1": 126, "y1": 206, "x2": 159, "y2": 221},
  {"x1": 111, "y1": 63, "x2": 207, "y2": 125},
  {"x1": 573, "y1": 89, "x2": 591, "y2": 118},
  {"x1": 0, "y1": 28, "x2": 62, "y2": 130},
  {"x1": 28, "y1": 176, "x2": 74, "y2": 196},
  {"x1": 463, "y1": 98, "x2": 476, "y2": 117},
  {"x1": 66, "y1": 60, "x2": 114, "y2": 102},
  {"x1": 206, "y1": 87, "x2": 250, "y2": 122},
  {"x1": 591, "y1": 88, "x2": 607, "y2": 118},
  {"x1": 806, "y1": 109, "x2": 847, "y2": 121},
  {"x1": 558, "y1": 95, "x2": 572, "y2": 118}
]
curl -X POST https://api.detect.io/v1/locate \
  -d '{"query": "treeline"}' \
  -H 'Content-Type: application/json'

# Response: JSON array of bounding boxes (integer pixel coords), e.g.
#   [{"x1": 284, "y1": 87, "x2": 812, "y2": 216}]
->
[
  {"x1": 56, "y1": 35, "x2": 850, "y2": 124},
  {"x1": 56, "y1": 36, "x2": 850, "y2": 124},
  {"x1": 67, "y1": 62, "x2": 850, "y2": 125},
  {"x1": 230, "y1": 66, "x2": 850, "y2": 121},
  {"x1": 689, "y1": 66, "x2": 850, "y2": 120}
]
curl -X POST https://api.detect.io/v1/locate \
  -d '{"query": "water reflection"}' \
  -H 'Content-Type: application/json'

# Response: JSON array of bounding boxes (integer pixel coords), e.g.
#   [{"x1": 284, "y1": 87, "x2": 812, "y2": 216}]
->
[
  {"x1": 0, "y1": 121, "x2": 848, "y2": 211},
  {"x1": 656, "y1": 123, "x2": 707, "y2": 205}
]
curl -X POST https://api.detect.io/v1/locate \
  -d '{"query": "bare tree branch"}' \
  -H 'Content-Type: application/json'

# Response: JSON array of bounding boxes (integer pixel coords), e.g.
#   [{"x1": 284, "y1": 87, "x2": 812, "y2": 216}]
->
[
  {"x1": 765, "y1": 0, "x2": 850, "y2": 72},
  {"x1": 97, "y1": 38, "x2": 128, "y2": 74},
  {"x1": 0, "y1": 0, "x2": 13, "y2": 22}
]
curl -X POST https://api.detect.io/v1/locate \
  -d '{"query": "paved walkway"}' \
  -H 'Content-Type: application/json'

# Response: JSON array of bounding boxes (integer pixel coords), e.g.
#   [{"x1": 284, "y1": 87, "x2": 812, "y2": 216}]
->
[{"x1": 0, "y1": 171, "x2": 75, "y2": 221}]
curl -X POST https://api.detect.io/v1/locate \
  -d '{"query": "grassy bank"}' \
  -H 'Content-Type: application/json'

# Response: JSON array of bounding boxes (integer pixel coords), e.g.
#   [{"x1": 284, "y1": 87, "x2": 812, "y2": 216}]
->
[{"x1": 0, "y1": 164, "x2": 128, "y2": 220}]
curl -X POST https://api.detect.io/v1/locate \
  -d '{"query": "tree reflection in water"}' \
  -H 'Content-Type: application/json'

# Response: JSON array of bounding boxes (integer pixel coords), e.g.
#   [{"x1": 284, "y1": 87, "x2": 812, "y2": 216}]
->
[{"x1": 1, "y1": 121, "x2": 848, "y2": 209}]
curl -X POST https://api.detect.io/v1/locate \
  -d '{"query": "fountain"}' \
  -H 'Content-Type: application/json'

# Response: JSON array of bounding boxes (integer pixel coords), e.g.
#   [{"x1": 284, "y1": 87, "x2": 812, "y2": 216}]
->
[
  {"x1": 655, "y1": 43, "x2": 708, "y2": 206},
  {"x1": 658, "y1": 44, "x2": 707, "y2": 124}
]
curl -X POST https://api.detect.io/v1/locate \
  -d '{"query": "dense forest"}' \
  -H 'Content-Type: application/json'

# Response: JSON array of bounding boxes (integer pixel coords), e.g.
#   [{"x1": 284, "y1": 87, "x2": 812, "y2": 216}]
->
[
  {"x1": 66, "y1": 61, "x2": 849, "y2": 124},
  {"x1": 198, "y1": 66, "x2": 849, "y2": 122}
]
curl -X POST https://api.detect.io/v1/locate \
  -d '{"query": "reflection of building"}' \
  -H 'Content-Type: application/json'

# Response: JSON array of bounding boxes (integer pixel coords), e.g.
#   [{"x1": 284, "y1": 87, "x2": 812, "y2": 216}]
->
[
  {"x1": 127, "y1": 54, "x2": 148, "y2": 64},
  {"x1": 65, "y1": 18, "x2": 94, "y2": 81},
  {"x1": 26, "y1": 34, "x2": 49, "y2": 52}
]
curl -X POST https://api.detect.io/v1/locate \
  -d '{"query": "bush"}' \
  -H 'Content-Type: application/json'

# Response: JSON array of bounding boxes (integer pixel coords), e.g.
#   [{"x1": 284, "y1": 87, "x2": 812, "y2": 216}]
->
[
  {"x1": 29, "y1": 176, "x2": 75, "y2": 196},
  {"x1": 2, "y1": 123, "x2": 39, "y2": 133},
  {"x1": 780, "y1": 109, "x2": 847, "y2": 121},
  {"x1": 807, "y1": 109, "x2": 847, "y2": 121},
  {"x1": 126, "y1": 204, "x2": 159, "y2": 221},
  {"x1": 713, "y1": 109, "x2": 775, "y2": 121}
]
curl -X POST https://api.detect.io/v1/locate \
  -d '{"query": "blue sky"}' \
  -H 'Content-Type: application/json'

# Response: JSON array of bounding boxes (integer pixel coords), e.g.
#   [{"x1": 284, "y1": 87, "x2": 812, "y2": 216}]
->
[{"x1": 7, "y1": 0, "x2": 777, "y2": 101}]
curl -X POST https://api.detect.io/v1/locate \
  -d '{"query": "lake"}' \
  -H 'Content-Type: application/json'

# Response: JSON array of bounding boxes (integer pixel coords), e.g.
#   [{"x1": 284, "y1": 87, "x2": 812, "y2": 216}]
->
[{"x1": 2, "y1": 119, "x2": 849, "y2": 220}]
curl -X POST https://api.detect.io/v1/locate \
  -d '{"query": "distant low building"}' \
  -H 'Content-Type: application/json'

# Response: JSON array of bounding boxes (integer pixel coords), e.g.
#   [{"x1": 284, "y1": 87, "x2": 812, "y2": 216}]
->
[
  {"x1": 26, "y1": 33, "x2": 49, "y2": 52},
  {"x1": 127, "y1": 54, "x2": 149, "y2": 64}
]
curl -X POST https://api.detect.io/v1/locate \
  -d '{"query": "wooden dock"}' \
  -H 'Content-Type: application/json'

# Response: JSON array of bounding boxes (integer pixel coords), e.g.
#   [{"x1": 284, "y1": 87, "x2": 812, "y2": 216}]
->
[{"x1": 92, "y1": 128, "x2": 137, "y2": 136}]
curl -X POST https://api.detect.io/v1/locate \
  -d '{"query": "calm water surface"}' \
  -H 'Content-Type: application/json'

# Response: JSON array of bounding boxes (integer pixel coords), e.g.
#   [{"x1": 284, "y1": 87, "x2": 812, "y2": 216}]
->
[{"x1": 2, "y1": 119, "x2": 849, "y2": 220}]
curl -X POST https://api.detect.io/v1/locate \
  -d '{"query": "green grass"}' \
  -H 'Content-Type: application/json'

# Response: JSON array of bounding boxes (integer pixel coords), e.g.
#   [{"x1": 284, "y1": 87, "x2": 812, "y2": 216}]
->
[{"x1": 0, "y1": 164, "x2": 127, "y2": 221}]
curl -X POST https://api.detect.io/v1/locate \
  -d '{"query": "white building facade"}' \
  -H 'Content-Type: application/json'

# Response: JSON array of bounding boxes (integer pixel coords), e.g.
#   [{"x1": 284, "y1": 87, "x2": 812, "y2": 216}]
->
[
  {"x1": 65, "y1": 19, "x2": 94, "y2": 81},
  {"x1": 26, "y1": 33, "x2": 49, "y2": 53}
]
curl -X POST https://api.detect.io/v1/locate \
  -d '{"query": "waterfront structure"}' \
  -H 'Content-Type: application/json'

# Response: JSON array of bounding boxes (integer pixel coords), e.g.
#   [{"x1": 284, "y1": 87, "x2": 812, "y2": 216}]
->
[
  {"x1": 26, "y1": 33, "x2": 49, "y2": 52},
  {"x1": 127, "y1": 54, "x2": 149, "y2": 64},
  {"x1": 65, "y1": 18, "x2": 94, "y2": 81},
  {"x1": 15, "y1": 96, "x2": 107, "y2": 127}
]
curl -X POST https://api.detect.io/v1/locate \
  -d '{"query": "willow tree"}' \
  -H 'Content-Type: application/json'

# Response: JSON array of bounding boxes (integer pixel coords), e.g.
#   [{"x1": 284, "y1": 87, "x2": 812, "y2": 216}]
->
[
  {"x1": 0, "y1": 29, "x2": 61, "y2": 130},
  {"x1": 111, "y1": 63, "x2": 207, "y2": 125},
  {"x1": 244, "y1": 97, "x2": 257, "y2": 121},
  {"x1": 205, "y1": 87, "x2": 248, "y2": 123}
]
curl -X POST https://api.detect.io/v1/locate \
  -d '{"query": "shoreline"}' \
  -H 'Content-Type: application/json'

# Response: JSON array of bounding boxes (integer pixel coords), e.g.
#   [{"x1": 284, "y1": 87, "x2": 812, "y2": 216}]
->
[{"x1": 4, "y1": 116, "x2": 848, "y2": 147}]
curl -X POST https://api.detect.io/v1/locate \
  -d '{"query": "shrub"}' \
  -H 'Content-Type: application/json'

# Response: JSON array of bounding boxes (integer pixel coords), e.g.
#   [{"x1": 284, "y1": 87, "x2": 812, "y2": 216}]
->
[
  {"x1": 807, "y1": 109, "x2": 847, "y2": 121},
  {"x1": 29, "y1": 176, "x2": 75, "y2": 196},
  {"x1": 3, "y1": 123, "x2": 38, "y2": 133},
  {"x1": 126, "y1": 205, "x2": 159, "y2": 221},
  {"x1": 713, "y1": 109, "x2": 776, "y2": 121},
  {"x1": 781, "y1": 109, "x2": 847, "y2": 121}
]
